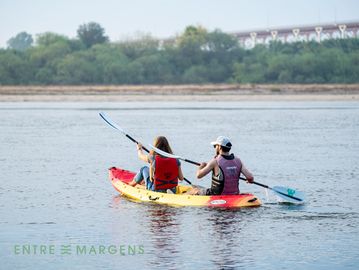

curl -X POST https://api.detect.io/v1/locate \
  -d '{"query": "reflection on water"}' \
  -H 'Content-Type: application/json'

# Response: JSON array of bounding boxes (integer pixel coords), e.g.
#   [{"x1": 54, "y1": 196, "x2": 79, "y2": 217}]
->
[
  {"x1": 1, "y1": 101, "x2": 359, "y2": 269},
  {"x1": 207, "y1": 210, "x2": 245, "y2": 270},
  {"x1": 146, "y1": 207, "x2": 181, "y2": 270}
]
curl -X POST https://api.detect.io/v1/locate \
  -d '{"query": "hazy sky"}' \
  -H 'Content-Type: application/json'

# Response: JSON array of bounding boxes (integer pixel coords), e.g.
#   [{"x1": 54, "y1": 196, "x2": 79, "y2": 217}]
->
[{"x1": 1, "y1": 0, "x2": 358, "y2": 48}]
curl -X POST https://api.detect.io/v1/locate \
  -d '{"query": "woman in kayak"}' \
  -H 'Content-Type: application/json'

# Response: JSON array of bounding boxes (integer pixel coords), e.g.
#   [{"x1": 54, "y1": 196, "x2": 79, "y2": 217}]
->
[{"x1": 128, "y1": 136, "x2": 184, "y2": 193}]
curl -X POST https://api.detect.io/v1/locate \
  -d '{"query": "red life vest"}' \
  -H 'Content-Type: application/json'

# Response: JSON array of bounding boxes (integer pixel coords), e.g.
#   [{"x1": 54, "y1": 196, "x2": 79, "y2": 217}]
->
[{"x1": 153, "y1": 155, "x2": 179, "y2": 190}]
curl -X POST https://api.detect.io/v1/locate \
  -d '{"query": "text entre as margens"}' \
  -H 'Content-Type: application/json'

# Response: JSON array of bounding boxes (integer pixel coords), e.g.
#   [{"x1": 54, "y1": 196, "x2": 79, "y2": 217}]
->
[{"x1": 13, "y1": 244, "x2": 145, "y2": 256}]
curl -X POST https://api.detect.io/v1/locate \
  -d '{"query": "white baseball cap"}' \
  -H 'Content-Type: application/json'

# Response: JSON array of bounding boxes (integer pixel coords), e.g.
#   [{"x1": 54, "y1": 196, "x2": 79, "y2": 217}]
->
[{"x1": 210, "y1": 136, "x2": 232, "y2": 148}]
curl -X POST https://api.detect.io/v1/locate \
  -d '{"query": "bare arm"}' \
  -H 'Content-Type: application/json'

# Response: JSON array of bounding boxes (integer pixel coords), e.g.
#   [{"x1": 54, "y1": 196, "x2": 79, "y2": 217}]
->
[
  {"x1": 136, "y1": 143, "x2": 149, "y2": 163},
  {"x1": 178, "y1": 166, "x2": 184, "y2": 181},
  {"x1": 149, "y1": 163, "x2": 154, "y2": 182},
  {"x1": 241, "y1": 164, "x2": 254, "y2": 183},
  {"x1": 197, "y1": 159, "x2": 217, "y2": 179}
]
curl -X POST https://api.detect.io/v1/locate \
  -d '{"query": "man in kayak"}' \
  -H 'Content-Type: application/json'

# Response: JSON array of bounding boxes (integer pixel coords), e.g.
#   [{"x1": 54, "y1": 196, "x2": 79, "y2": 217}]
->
[
  {"x1": 128, "y1": 136, "x2": 184, "y2": 193},
  {"x1": 189, "y1": 136, "x2": 254, "y2": 195}
]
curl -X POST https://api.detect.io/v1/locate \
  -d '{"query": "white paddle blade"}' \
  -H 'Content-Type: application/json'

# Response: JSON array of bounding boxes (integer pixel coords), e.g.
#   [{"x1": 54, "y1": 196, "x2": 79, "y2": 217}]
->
[
  {"x1": 99, "y1": 112, "x2": 126, "y2": 134},
  {"x1": 272, "y1": 186, "x2": 305, "y2": 204},
  {"x1": 149, "y1": 144, "x2": 182, "y2": 159}
]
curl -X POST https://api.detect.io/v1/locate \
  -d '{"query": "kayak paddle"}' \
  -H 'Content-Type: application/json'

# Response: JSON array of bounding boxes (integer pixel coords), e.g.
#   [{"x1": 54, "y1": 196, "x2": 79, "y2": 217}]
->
[
  {"x1": 149, "y1": 144, "x2": 305, "y2": 203},
  {"x1": 99, "y1": 112, "x2": 150, "y2": 152},
  {"x1": 99, "y1": 112, "x2": 193, "y2": 185}
]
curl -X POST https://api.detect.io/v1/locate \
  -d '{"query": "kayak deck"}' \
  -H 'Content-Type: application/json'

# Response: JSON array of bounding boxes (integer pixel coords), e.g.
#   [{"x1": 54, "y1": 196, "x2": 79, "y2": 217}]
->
[{"x1": 109, "y1": 167, "x2": 261, "y2": 208}]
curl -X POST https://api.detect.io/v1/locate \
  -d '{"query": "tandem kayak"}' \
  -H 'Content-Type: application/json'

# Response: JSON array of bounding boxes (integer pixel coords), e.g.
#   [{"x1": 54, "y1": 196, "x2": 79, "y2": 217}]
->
[{"x1": 109, "y1": 167, "x2": 261, "y2": 208}]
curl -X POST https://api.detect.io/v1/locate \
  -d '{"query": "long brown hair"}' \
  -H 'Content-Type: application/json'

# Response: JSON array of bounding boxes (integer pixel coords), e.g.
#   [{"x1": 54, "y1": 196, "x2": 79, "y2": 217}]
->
[{"x1": 150, "y1": 136, "x2": 173, "y2": 156}]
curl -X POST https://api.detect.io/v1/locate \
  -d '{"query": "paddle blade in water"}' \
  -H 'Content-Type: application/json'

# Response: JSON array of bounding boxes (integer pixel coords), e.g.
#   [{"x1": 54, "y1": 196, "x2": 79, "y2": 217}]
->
[{"x1": 271, "y1": 186, "x2": 305, "y2": 204}]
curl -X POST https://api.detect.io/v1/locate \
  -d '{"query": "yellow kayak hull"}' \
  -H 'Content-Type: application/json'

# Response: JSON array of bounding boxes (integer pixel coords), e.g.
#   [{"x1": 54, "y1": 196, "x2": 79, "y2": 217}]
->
[{"x1": 109, "y1": 167, "x2": 261, "y2": 208}]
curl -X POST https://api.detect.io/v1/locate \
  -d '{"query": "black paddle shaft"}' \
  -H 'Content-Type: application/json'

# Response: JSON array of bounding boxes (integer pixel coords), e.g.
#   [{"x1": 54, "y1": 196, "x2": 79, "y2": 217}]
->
[
  {"x1": 185, "y1": 159, "x2": 200, "y2": 166},
  {"x1": 239, "y1": 177, "x2": 302, "y2": 201},
  {"x1": 126, "y1": 134, "x2": 150, "y2": 153},
  {"x1": 187, "y1": 159, "x2": 268, "y2": 188},
  {"x1": 185, "y1": 159, "x2": 303, "y2": 202},
  {"x1": 239, "y1": 177, "x2": 269, "y2": 189}
]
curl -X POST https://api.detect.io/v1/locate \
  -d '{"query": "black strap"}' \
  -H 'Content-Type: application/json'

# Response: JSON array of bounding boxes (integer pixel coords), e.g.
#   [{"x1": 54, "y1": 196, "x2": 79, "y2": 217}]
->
[{"x1": 155, "y1": 178, "x2": 178, "y2": 188}]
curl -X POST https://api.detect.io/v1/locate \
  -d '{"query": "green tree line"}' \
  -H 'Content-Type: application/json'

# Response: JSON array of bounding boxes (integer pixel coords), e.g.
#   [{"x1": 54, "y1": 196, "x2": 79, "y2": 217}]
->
[{"x1": 1, "y1": 22, "x2": 358, "y2": 85}]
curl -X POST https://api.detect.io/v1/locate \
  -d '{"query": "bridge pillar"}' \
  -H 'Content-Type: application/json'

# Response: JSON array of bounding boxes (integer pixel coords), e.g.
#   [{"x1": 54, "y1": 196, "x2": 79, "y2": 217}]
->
[
  {"x1": 158, "y1": 40, "x2": 164, "y2": 50},
  {"x1": 292, "y1": 28, "x2": 300, "y2": 41},
  {"x1": 250, "y1": 32, "x2": 257, "y2": 46},
  {"x1": 315, "y1": 26, "x2": 323, "y2": 43},
  {"x1": 238, "y1": 38, "x2": 246, "y2": 48},
  {"x1": 271, "y1": 30, "x2": 278, "y2": 41},
  {"x1": 338, "y1": 24, "x2": 347, "y2": 38},
  {"x1": 284, "y1": 34, "x2": 290, "y2": 43}
]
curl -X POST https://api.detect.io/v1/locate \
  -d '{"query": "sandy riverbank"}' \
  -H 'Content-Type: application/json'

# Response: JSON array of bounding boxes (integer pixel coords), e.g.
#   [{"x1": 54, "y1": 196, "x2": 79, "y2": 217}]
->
[{"x1": 1, "y1": 84, "x2": 359, "y2": 102}]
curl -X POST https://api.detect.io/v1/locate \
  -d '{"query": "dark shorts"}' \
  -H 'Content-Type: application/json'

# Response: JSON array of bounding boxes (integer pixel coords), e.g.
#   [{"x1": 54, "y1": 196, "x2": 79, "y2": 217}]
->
[{"x1": 196, "y1": 187, "x2": 216, "y2": 196}]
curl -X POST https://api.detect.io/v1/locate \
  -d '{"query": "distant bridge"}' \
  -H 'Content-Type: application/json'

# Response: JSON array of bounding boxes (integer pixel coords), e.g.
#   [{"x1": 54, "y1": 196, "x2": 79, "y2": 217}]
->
[
  {"x1": 232, "y1": 21, "x2": 359, "y2": 47},
  {"x1": 160, "y1": 21, "x2": 359, "y2": 48}
]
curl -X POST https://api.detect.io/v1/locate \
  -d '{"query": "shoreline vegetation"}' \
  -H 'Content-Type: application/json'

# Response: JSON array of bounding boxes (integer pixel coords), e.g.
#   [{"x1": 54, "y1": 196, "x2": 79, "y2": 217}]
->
[
  {"x1": 1, "y1": 84, "x2": 358, "y2": 102},
  {"x1": 2, "y1": 24, "x2": 359, "y2": 87},
  {"x1": 2, "y1": 24, "x2": 359, "y2": 102}
]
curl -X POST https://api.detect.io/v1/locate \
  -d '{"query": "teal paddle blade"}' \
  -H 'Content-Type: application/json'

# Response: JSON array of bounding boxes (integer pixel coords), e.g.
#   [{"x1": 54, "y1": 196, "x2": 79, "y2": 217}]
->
[{"x1": 272, "y1": 186, "x2": 305, "y2": 204}]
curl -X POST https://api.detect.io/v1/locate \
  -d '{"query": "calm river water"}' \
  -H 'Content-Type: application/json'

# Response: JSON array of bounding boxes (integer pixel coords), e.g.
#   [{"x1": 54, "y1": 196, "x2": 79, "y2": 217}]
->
[{"x1": 0, "y1": 101, "x2": 358, "y2": 269}]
